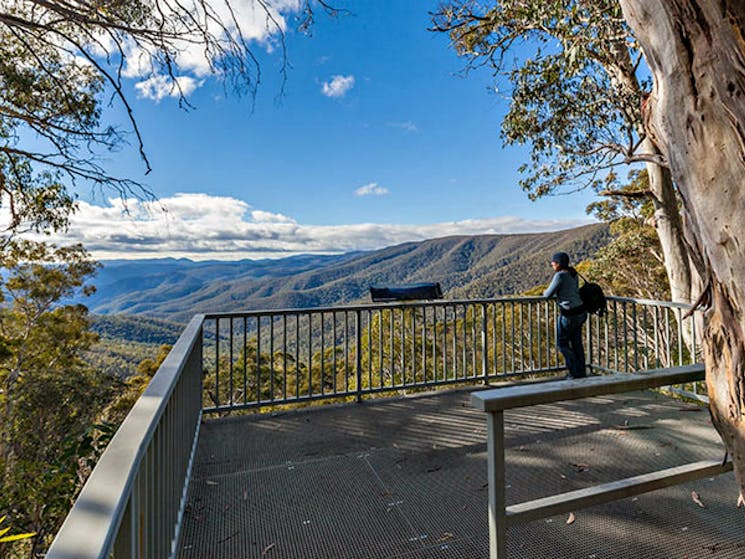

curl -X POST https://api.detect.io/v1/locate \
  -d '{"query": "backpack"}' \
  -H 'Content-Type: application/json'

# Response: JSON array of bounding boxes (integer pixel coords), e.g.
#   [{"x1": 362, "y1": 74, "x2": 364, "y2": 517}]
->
[{"x1": 578, "y1": 273, "x2": 607, "y2": 316}]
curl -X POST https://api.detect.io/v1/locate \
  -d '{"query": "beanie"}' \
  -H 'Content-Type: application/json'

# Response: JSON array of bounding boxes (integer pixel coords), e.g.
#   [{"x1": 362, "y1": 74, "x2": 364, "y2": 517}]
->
[{"x1": 551, "y1": 252, "x2": 570, "y2": 268}]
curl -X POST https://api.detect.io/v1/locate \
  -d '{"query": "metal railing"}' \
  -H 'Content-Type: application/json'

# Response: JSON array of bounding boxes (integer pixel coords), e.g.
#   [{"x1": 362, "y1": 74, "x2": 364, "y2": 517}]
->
[
  {"x1": 45, "y1": 295, "x2": 703, "y2": 558},
  {"x1": 587, "y1": 296, "x2": 704, "y2": 401},
  {"x1": 471, "y1": 364, "x2": 727, "y2": 559},
  {"x1": 201, "y1": 297, "x2": 565, "y2": 413},
  {"x1": 202, "y1": 296, "x2": 703, "y2": 414},
  {"x1": 46, "y1": 315, "x2": 204, "y2": 559}
]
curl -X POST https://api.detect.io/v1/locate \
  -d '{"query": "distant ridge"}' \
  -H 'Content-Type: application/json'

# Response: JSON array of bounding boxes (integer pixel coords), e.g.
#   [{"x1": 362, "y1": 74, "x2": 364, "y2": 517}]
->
[{"x1": 85, "y1": 223, "x2": 610, "y2": 323}]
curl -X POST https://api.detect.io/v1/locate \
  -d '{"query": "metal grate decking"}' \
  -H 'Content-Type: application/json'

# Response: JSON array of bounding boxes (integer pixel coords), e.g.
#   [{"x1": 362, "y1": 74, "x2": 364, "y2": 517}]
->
[{"x1": 178, "y1": 388, "x2": 744, "y2": 559}]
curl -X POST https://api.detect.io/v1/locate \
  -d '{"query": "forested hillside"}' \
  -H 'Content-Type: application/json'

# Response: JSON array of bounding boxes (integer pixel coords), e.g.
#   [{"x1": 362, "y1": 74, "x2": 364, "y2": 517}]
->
[{"x1": 88, "y1": 224, "x2": 610, "y2": 324}]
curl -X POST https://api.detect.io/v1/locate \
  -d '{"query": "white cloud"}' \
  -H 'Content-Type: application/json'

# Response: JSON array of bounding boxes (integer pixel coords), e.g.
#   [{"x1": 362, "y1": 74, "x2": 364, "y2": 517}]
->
[
  {"x1": 355, "y1": 183, "x2": 390, "y2": 197},
  {"x1": 135, "y1": 75, "x2": 204, "y2": 101},
  {"x1": 321, "y1": 75, "x2": 355, "y2": 98},
  {"x1": 386, "y1": 121, "x2": 418, "y2": 133},
  {"x1": 85, "y1": 0, "x2": 303, "y2": 99},
  {"x1": 26, "y1": 193, "x2": 594, "y2": 261}
]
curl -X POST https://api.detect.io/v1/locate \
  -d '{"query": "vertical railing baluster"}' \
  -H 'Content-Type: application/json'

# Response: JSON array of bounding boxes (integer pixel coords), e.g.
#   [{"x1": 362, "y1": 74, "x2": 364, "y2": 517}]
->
[
  {"x1": 443, "y1": 306, "x2": 448, "y2": 380},
  {"x1": 412, "y1": 306, "x2": 417, "y2": 384},
  {"x1": 256, "y1": 316, "x2": 262, "y2": 405},
  {"x1": 333, "y1": 312, "x2": 338, "y2": 395},
  {"x1": 676, "y1": 308, "x2": 684, "y2": 366},
  {"x1": 320, "y1": 312, "x2": 325, "y2": 396},
  {"x1": 308, "y1": 313, "x2": 313, "y2": 399},
  {"x1": 356, "y1": 310, "x2": 363, "y2": 401},
  {"x1": 432, "y1": 306, "x2": 439, "y2": 382},
  {"x1": 502, "y1": 302, "x2": 507, "y2": 375},
  {"x1": 492, "y1": 303, "x2": 498, "y2": 376},
  {"x1": 269, "y1": 316, "x2": 275, "y2": 402},
  {"x1": 544, "y1": 302, "x2": 549, "y2": 371},
  {"x1": 295, "y1": 314, "x2": 300, "y2": 399},
  {"x1": 460, "y1": 305, "x2": 466, "y2": 378},
  {"x1": 422, "y1": 307, "x2": 428, "y2": 384},
  {"x1": 282, "y1": 314, "x2": 287, "y2": 401},
  {"x1": 378, "y1": 310, "x2": 384, "y2": 389},
  {"x1": 481, "y1": 303, "x2": 488, "y2": 382},
  {"x1": 345, "y1": 311, "x2": 350, "y2": 393},
  {"x1": 390, "y1": 308, "x2": 395, "y2": 386},
  {"x1": 243, "y1": 317, "x2": 248, "y2": 405},
  {"x1": 642, "y1": 306, "x2": 649, "y2": 370},
  {"x1": 586, "y1": 307, "x2": 593, "y2": 374},
  {"x1": 511, "y1": 302, "x2": 516, "y2": 374},
  {"x1": 215, "y1": 318, "x2": 220, "y2": 409},
  {"x1": 368, "y1": 309, "x2": 373, "y2": 390},
  {"x1": 471, "y1": 305, "x2": 477, "y2": 378},
  {"x1": 528, "y1": 301, "x2": 534, "y2": 372},
  {"x1": 653, "y1": 307, "x2": 660, "y2": 368},
  {"x1": 401, "y1": 308, "x2": 407, "y2": 385},
  {"x1": 613, "y1": 300, "x2": 619, "y2": 372},
  {"x1": 632, "y1": 303, "x2": 639, "y2": 372},
  {"x1": 229, "y1": 318, "x2": 234, "y2": 408},
  {"x1": 623, "y1": 302, "x2": 629, "y2": 372},
  {"x1": 665, "y1": 308, "x2": 672, "y2": 366}
]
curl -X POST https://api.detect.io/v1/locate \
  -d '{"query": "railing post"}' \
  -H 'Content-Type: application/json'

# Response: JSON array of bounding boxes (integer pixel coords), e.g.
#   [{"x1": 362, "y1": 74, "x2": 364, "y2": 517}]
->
[
  {"x1": 486, "y1": 411, "x2": 507, "y2": 559},
  {"x1": 356, "y1": 310, "x2": 363, "y2": 403}
]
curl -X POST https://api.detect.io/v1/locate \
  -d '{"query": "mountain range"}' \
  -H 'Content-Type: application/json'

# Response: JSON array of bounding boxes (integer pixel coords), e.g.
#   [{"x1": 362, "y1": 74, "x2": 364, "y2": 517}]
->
[{"x1": 83, "y1": 223, "x2": 611, "y2": 325}]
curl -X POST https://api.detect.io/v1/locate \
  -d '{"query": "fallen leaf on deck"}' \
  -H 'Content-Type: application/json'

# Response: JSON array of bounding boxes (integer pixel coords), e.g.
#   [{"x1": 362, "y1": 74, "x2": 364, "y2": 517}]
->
[
  {"x1": 566, "y1": 512, "x2": 575, "y2": 525},
  {"x1": 691, "y1": 491, "x2": 705, "y2": 508},
  {"x1": 436, "y1": 532, "x2": 454, "y2": 542},
  {"x1": 613, "y1": 424, "x2": 653, "y2": 430},
  {"x1": 571, "y1": 463, "x2": 589, "y2": 472},
  {"x1": 262, "y1": 543, "x2": 276, "y2": 556},
  {"x1": 205, "y1": 480, "x2": 218, "y2": 485}
]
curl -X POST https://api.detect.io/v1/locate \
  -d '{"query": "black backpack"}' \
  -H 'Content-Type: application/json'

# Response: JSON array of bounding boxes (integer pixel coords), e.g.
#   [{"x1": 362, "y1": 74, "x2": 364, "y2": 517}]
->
[{"x1": 578, "y1": 273, "x2": 607, "y2": 316}]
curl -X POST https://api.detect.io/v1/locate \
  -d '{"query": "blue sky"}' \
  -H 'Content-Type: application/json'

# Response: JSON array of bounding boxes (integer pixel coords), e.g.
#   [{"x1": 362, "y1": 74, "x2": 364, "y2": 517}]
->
[{"x1": 48, "y1": 0, "x2": 599, "y2": 260}]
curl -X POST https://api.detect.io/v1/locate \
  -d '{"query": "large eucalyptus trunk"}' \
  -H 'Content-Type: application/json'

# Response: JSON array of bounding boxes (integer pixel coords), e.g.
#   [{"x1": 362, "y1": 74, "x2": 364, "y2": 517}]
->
[
  {"x1": 619, "y1": 0, "x2": 745, "y2": 497},
  {"x1": 603, "y1": 42, "x2": 696, "y2": 305},
  {"x1": 643, "y1": 147, "x2": 692, "y2": 304}
]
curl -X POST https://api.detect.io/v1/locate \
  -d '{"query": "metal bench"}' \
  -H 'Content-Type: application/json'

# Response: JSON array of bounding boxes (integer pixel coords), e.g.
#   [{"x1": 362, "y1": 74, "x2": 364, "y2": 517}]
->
[{"x1": 471, "y1": 364, "x2": 730, "y2": 559}]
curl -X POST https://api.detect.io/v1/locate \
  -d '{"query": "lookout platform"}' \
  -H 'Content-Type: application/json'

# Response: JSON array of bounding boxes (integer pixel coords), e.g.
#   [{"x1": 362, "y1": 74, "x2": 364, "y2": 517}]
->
[{"x1": 179, "y1": 387, "x2": 743, "y2": 559}]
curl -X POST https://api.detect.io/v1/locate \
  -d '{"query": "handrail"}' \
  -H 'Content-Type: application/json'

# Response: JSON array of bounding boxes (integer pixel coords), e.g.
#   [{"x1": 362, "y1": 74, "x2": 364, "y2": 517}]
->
[
  {"x1": 472, "y1": 363, "x2": 705, "y2": 411},
  {"x1": 473, "y1": 363, "x2": 719, "y2": 559},
  {"x1": 202, "y1": 294, "x2": 693, "y2": 319},
  {"x1": 202, "y1": 295, "x2": 702, "y2": 413},
  {"x1": 46, "y1": 315, "x2": 205, "y2": 559}
]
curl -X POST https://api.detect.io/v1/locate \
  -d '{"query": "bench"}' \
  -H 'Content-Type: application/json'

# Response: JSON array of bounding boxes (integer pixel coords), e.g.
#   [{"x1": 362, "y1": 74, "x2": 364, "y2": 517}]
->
[{"x1": 471, "y1": 364, "x2": 731, "y2": 559}]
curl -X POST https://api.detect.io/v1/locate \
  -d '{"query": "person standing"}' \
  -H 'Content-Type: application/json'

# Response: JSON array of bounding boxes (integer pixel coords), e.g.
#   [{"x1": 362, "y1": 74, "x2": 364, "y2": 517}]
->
[{"x1": 543, "y1": 252, "x2": 587, "y2": 379}]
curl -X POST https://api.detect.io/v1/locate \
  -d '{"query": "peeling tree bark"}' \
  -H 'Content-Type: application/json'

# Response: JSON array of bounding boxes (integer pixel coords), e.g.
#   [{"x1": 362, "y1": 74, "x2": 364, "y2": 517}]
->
[{"x1": 618, "y1": 0, "x2": 745, "y2": 497}]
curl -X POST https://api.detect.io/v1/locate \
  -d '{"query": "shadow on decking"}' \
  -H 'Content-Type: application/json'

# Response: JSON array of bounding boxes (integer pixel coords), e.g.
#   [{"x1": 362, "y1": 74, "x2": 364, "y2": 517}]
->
[{"x1": 179, "y1": 388, "x2": 745, "y2": 559}]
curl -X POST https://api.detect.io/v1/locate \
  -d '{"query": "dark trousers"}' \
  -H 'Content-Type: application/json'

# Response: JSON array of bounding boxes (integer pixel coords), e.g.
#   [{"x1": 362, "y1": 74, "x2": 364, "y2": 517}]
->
[{"x1": 557, "y1": 313, "x2": 587, "y2": 378}]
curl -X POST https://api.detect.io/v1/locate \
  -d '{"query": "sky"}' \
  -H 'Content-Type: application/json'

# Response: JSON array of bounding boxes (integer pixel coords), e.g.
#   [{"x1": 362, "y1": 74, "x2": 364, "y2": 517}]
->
[{"x1": 44, "y1": 0, "x2": 600, "y2": 260}]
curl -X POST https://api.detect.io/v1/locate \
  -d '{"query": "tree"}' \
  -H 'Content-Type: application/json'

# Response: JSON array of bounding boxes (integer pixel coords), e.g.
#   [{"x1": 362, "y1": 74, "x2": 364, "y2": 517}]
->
[
  {"x1": 0, "y1": 0, "x2": 336, "y2": 241},
  {"x1": 585, "y1": 171, "x2": 669, "y2": 300},
  {"x1": 431, "y1": 0, "x2": 696, "y2": 305},
  {"x1": 103, "y1": 344, "x2": 171, "y2": 426},
  {"x1": 0, "y1": 240, "x2": 105, "y2": 557},
  {"x1": 616, "y1": 0, "x2": 745, "y2": 498}
]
